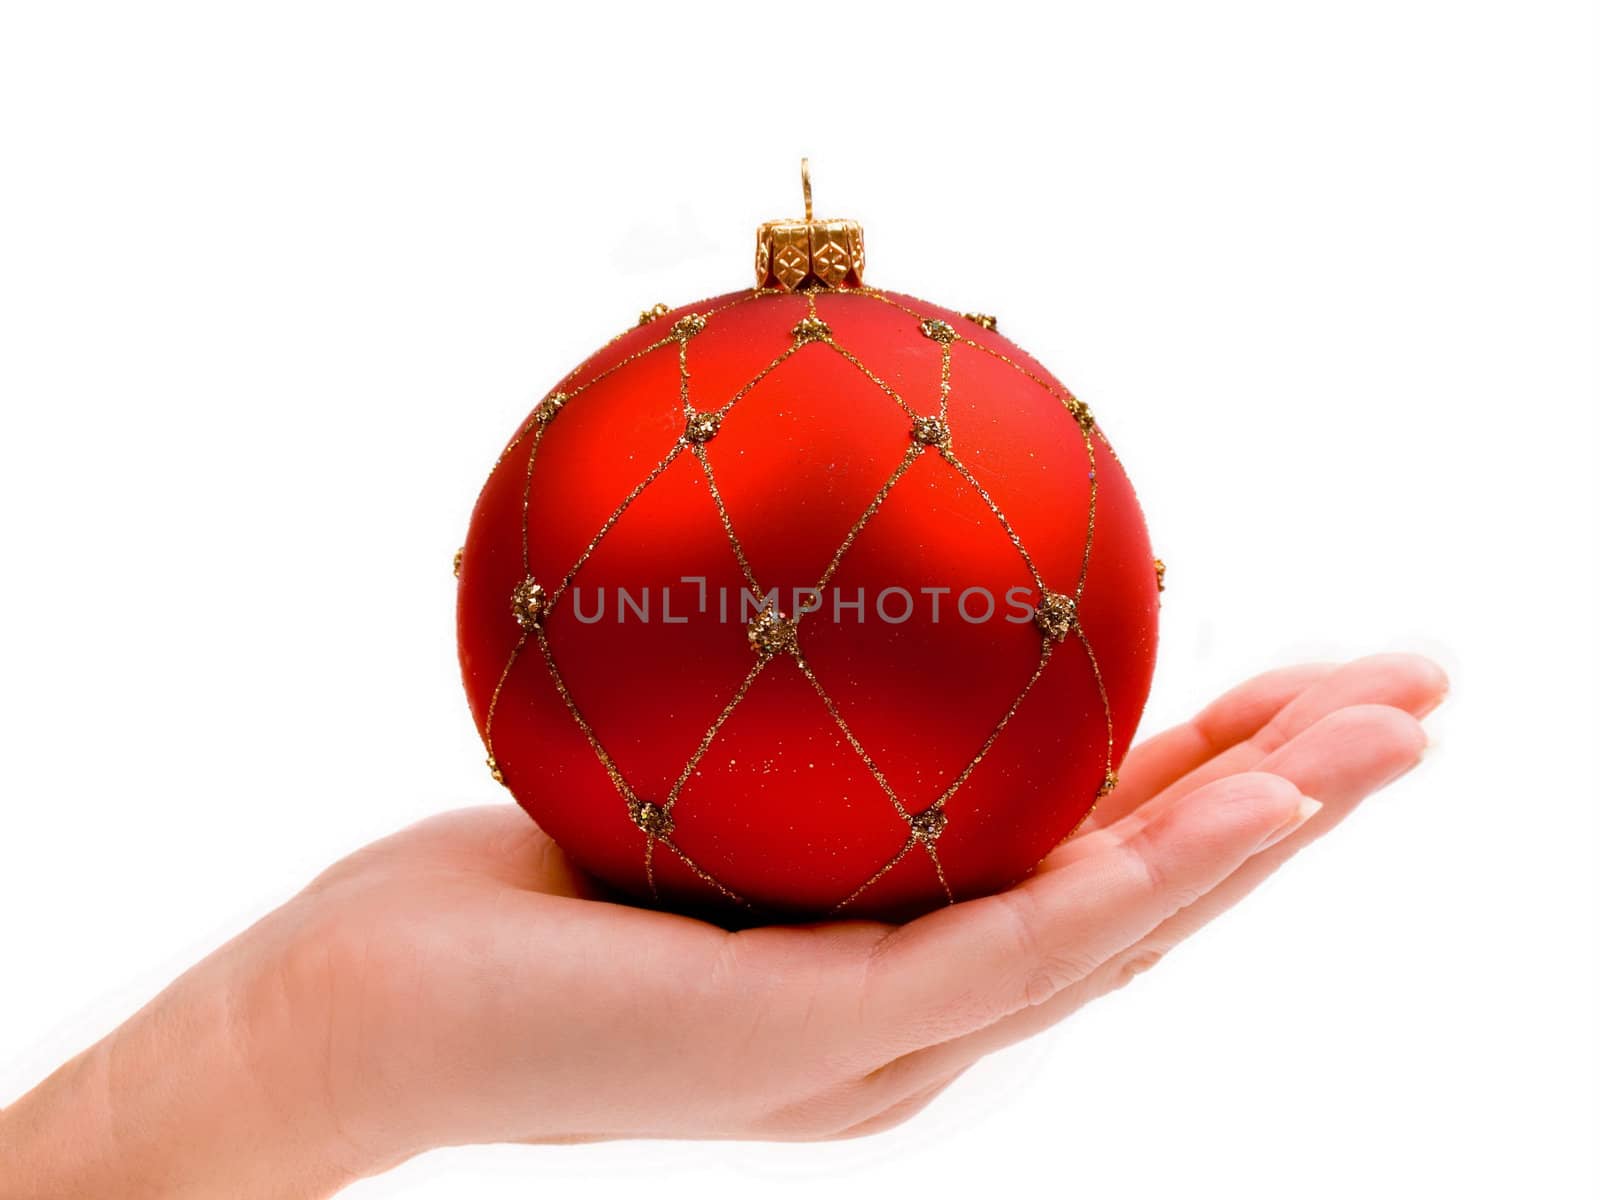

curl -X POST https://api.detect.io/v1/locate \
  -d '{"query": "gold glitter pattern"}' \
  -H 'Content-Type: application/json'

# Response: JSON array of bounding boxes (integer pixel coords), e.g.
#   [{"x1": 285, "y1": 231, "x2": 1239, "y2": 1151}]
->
[
  {"x1": 671, "y1": 313, "x2": 708, "y2": 341},
  {"x1": 480, "y1": 631, "x2": 526, "y2": 787},
  {"x1": 473, "y1": 285, "x2": 1121, "y2": 916},
  {"x1": 1034, "y1": 590, "x2": 1078, "y2": 641},
  {"x1": 940, "y1": 448, "x2": 1046, "y2": 591},
  {"x1": 510, "y1": 576, "x2": 547, "y2": 630},
  {"x1": 684, "y1": 410, "x2": 721, "y2": 444},
  {"x1": 792, "y1": 315, "x2": 831, "y2": 344},
  {"x1": 534, "y1": 392, "x2": 568, "y2": 426},
  {"x1": 909, "y1": 808, "x2": 948, "y2": 842},
  {"x1": 747, "y1": 606, "x2": 798, "y2": 658},
  {"x1": 911, "y1": 414, "x2": 950, "y2": 447},
  {"x1": 478, "y1": 290, "x2": 774, "y2": 486},
  {"x1": 628, "y1": 798, "x2": 674, "y2": 837},
  {"x1": 547, "y1": 444, "x2": 687, "y2": 611}
]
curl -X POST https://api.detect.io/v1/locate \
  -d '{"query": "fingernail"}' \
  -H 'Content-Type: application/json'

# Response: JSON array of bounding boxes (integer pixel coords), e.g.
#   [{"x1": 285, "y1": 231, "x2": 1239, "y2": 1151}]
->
[{"x1": 1255, "y1": 796, "x2": 1322, "y2": 854}]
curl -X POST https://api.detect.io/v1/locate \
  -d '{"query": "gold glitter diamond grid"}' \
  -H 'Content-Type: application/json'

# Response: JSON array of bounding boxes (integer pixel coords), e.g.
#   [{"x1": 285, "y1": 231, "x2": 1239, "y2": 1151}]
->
[{"x1": 476, "y1": 288, "x2": 1119, "y2": 916}]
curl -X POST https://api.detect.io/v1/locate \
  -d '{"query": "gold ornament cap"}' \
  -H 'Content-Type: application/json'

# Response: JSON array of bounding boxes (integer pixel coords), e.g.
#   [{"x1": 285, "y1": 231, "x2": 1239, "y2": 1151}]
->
[{"x1": 755, "y1": 159, "x2": 866, "y2": 292}]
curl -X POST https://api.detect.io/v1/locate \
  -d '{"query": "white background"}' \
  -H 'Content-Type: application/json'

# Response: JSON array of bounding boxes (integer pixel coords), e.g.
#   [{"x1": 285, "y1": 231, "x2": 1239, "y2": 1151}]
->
[{"x1": 2, "y1": 2, "x2": 1595, "y2": 1197}]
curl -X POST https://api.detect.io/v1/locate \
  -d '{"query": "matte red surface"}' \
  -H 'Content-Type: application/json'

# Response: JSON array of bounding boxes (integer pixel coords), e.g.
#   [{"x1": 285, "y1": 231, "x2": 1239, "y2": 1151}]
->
[{"x1": 457, "y1": 288, "x2": 1159, "y2": 922}]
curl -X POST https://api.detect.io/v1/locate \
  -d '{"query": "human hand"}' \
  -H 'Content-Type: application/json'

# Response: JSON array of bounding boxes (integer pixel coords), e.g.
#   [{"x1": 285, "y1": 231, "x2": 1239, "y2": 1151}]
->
[{"x1": 1, "y1": 653, "x2": 1445, "y2": 1198}]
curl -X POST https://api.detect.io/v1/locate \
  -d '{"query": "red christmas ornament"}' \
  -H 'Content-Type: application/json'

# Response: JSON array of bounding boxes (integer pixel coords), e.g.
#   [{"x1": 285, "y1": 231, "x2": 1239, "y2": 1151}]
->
[{"x1": 457, "y1": 167, "x2": 1160, "y2": 922}]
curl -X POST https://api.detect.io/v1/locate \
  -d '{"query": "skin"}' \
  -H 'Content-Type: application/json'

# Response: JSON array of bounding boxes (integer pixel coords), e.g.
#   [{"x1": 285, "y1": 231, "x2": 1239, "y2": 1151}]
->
[{"x1": 0, "y1": 653, "x2": 1446, "y2": 1198}]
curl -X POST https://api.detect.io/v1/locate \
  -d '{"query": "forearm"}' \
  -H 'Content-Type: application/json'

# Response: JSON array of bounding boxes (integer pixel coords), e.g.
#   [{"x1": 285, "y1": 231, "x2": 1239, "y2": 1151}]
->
[{"x1": 2, "y1": 926, "x2": 364, "y2": 1199}]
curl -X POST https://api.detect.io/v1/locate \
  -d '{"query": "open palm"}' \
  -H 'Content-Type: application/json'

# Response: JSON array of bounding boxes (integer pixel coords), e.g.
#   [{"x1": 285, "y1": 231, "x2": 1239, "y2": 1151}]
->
[{"x1": 256, "y1": 652, "x2": 1443, "y2": 1176}]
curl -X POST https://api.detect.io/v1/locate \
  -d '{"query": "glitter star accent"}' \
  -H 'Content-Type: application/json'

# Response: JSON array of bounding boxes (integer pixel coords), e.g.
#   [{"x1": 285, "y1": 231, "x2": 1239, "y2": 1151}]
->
[
  {"x1": 627, "y1": 798, "x2": 675, "y2": 838},
  {"x1": 534, "y1": 391, "x2": 569, "y2": 426},
  {"x1": 1034, "y1": 591, "x2": 1079, "y2": 642},
  {"x1": 510, "y1": 576, "x2": 547, "y2": 630},
  {"x1": 792, "y1": 315, "x2": 831, "y2": 344},
  {"x1": 747, "y1": 606, "x2": 797, "y2": 657},
  {"x1": 637, "y1": 302, "x2": 670, "y2": 326},
  {"x1": 684, "y1": 410, "x2": 721, "y2": 444},
  {"x1": 909, "y1": 808, "x2": 948, "y2": 843},
  {"x1": 1066, "y1": 395, "x2": 1095, "y2": 432},
  {"x1": 919, "y1": 317, "x2": 957, "y2": 344},
  {"x1": 911, "y1": 414, "x2": 950, "y2": 447},
  {"x1": 962, "y1": 312, "x2": 998, "y2": 331},
  {"x1": 670, "y1": 313, "x2": 707, "y2": 341},
  {"x1": 1154, "y1": 558, "x2": 1167, "y2": 592}
]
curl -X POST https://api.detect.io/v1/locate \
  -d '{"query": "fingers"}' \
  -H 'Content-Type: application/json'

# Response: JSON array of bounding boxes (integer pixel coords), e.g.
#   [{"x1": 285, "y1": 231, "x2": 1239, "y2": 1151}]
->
[
  {"x1": 1043, "y1": 699, "x2": 1428, "y2": 877},
  {"x1": 1162, "y1": 703, "x2": 1427, "y2": 927},
  {"x1": 1046, "y1": 707, "x2": 1426, "y2": 1033},
  {"x1": 1107, "y1": 662, "x2": 1336, "y2": 815},
  {"x1": 1088, "y1": 653, "x2": 1447, "y2": 830},
  {"x1": 859, "y1": 771, "x2": 1315, "y2": 1053},
  {"x1": 856, "y1": 703, "x2": 1426, "y2": 1107}
]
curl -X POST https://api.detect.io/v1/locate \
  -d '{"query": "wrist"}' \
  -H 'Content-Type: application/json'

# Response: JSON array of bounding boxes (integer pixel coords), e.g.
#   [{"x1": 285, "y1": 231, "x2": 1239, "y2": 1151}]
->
[{"x1": 2, "y1": 910, "x2": 373, "y2": 1199}]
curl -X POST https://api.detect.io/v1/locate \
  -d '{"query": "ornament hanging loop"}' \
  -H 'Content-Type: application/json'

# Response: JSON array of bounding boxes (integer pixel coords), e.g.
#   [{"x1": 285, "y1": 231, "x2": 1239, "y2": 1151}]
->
[{"x1": 754, "y1": 159, "x2": 865, "y2": 291}]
